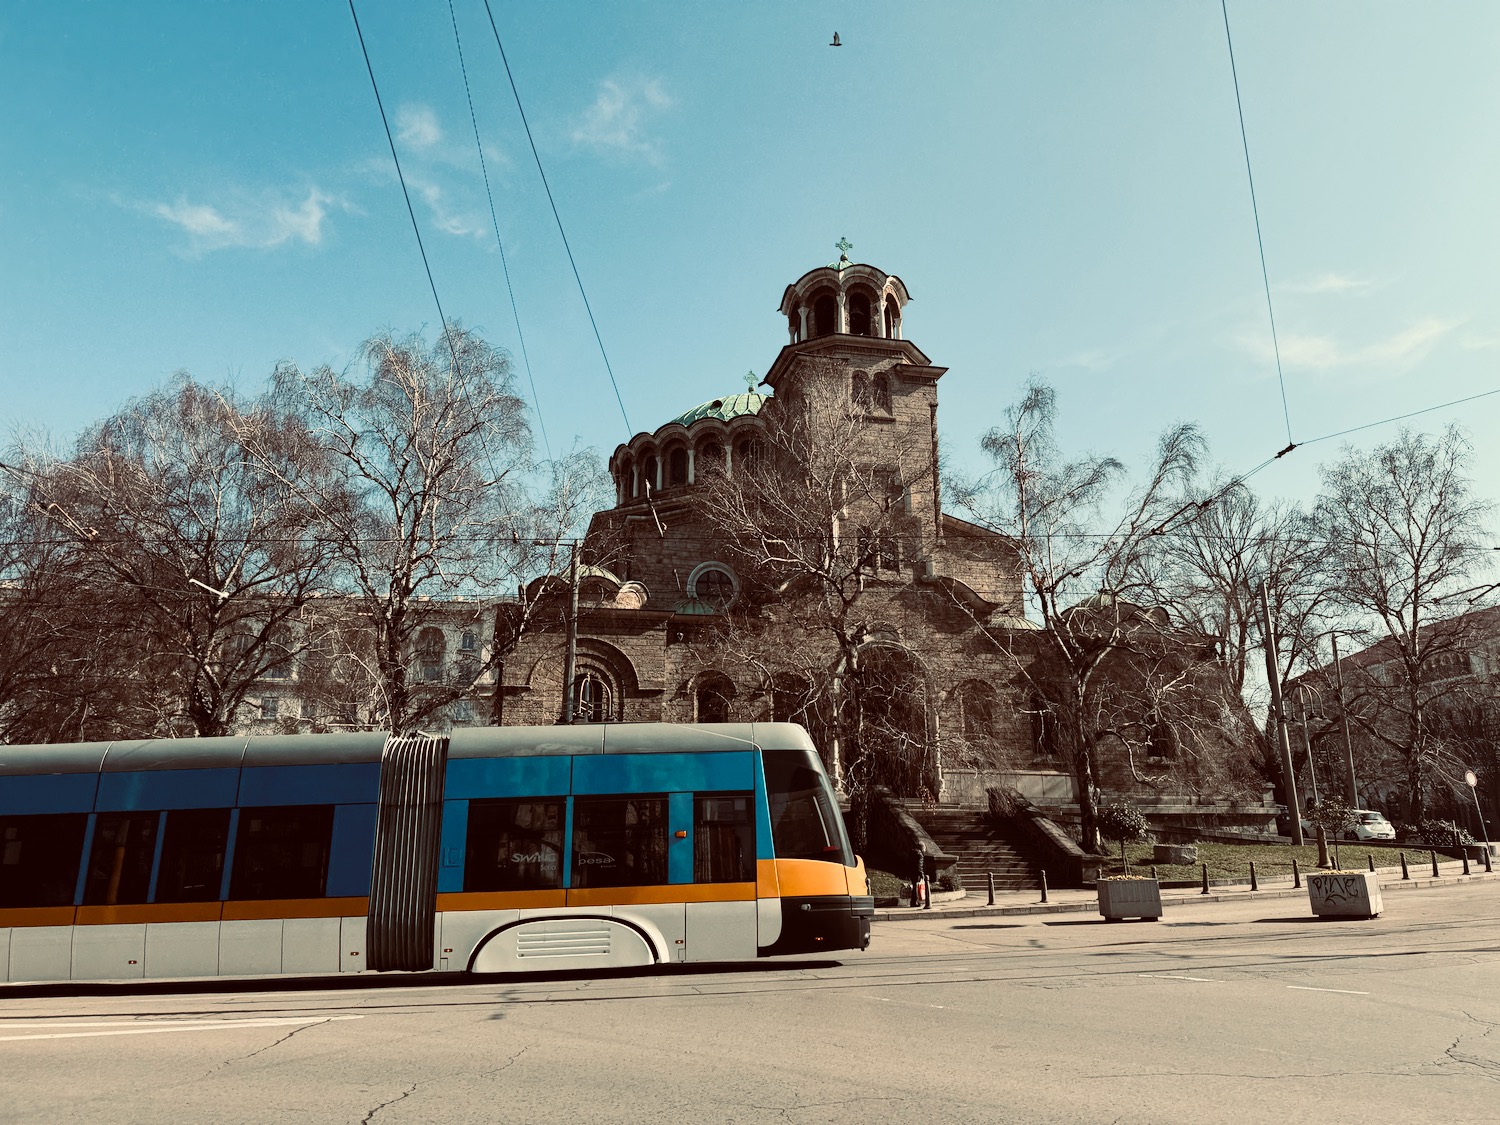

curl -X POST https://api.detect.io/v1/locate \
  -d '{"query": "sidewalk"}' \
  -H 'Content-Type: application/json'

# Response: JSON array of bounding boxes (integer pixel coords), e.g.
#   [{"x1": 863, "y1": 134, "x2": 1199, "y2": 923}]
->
[{"x1": 872, "y1": 858, "x2": 1497, "y2": 923}]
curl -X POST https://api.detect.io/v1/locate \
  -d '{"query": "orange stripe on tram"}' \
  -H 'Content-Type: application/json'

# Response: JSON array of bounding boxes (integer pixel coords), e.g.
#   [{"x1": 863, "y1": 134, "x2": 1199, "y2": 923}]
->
[{"x1": 220, "y1": 897, "x2": 369, "y2": 921}]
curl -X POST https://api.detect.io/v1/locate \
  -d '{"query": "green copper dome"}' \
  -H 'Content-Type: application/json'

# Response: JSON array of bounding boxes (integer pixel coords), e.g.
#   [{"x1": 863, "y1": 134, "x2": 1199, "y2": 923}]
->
[{"x1": 669, "y1": 391, "x2": 766, "y2": 428}]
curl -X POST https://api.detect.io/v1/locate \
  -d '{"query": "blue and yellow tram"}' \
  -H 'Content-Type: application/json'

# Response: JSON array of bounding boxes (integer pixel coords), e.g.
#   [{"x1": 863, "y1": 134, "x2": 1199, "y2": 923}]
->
[{"x1": 0, "y1": 723, "x2": 872, "y2": 984}]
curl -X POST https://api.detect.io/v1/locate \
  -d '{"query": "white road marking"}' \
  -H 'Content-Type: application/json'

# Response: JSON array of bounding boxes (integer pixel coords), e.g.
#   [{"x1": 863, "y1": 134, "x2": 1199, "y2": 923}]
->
[
  {"x1": 0, "y1": 1015, "x2": 363, "y2": 1043},
  {"x1": 1287, "y1": 986, "x2": 1369, "y2": 995},
  {"x1": 1142, "y1": 974, "x2": 1221, "y2": 983}
]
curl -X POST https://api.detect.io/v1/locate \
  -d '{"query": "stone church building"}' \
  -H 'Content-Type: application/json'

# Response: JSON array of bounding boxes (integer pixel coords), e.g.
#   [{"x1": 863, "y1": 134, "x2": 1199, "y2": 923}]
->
[{"x1": 494, "y1": 255, "x2": 1263, "y2": 817}]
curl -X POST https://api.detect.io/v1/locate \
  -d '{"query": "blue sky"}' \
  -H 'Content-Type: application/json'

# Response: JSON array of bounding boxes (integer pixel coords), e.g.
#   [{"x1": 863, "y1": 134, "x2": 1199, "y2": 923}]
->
[{"x1": 4, "y1": 1, "x2": 1499, "y2": 526}]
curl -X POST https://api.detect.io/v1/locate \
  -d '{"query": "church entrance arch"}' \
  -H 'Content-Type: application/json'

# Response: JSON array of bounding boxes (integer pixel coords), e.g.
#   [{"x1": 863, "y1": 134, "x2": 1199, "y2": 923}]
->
[{"x1": 856, "y1": 644, "x2": 931, "y2": 798}]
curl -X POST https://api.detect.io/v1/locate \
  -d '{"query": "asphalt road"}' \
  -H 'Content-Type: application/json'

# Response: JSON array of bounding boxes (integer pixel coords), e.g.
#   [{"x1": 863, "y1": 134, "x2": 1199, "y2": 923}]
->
[{"x1": 2, "y1": 882, "x2": 1498, "y2": 1124}]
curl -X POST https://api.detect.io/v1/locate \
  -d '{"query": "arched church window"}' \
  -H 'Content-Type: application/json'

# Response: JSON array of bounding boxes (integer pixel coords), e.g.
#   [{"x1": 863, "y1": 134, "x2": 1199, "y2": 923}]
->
[
  {"x1": 667, "y1": 446, "x2": 689, "y2": 486},
  {"x1": 852, "y1": 370, "x2": 872, "y2": 410},
  {"x1": 771, "y1": 674, "x2": 813, "y2": 725},
  {"x1": 883, "y1": 295, "x2": 900, "y2": 338},
  {"x1": 694, "y1": 673, "x2": 734, "y2": 723},
  {"x1": 1029, "y1": 694, "x2": 1058, "y2": 763},
  {"x1": 813, "y1": 293, "x2": 837, "y2": 337},
  {"x1": 848, "y1": 291, "x2": 872, "y2": 336},
  {"x1": 956, "y1": 680, "x2": 999, "y2": 743},
  {"x1": 615, "y1": 455, "x2": 633, "y2": 502},
  {"x1": 697, "y1": 441, "x2": 724, "y2": 478},
  {"x1": 640, "y1": 454, "x2": 658, "y2": 495},
  {"x1": 871, "y1": 373, "x2": 892, "y2": 414},
  {"x1": 573, "y1": 668, "x2": 616, "y2": 723},
  {"x1": 735, "y1": 437, "x2": 763, "y2": 471}
]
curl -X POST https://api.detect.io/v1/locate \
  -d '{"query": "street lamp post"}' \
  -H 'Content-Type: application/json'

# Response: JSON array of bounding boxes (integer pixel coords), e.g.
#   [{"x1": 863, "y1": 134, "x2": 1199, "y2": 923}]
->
[{"x1": 1329, "y1": 633, "x2": 1360, "y2": 807}]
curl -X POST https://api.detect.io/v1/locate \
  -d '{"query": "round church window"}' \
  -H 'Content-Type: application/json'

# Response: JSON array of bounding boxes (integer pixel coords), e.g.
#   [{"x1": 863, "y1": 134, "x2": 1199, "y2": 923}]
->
[{"x1": 690, "y1": 564, "x2": 738, "y2": 611}]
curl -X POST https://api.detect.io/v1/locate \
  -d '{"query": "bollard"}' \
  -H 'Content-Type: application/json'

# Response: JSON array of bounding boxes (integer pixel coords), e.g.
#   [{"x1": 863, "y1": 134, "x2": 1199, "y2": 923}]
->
[
  {"x1": 1292, "y1": 857, "x2": 1301, "y2": 889},
  {"x1": 1249, "y1": 861, "x2": 1258, "y2": 891},
  {"x1": 1151, "y1": 865, "x2": 1158, "y2": 881},
  {"x1": 1400, "y1": 852, "x2": 1410, "y2": 880},
  {"x1": 1039, "y1": 869, "x2": 1049, "y2": 904},
  {"x1": 1201, "y1": 862, "x2": 1210, "y2": 895},
  {"x1": 1463, "y1": 851, "x2": 1471, "y2": 876},
  {"x1": 1368, "y1": 854, "x2": 1375, "y2": 873},
  {"x1": 1431, "y1": 850, "x2": 1440, "y2": 878},
  {"x1": 987, "y1": 871, "x2": 995, "y2": 907}
]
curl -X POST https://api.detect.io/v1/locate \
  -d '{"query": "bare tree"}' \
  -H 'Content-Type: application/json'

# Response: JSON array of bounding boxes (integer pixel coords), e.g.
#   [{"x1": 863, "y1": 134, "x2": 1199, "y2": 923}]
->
[
  {"x1": 1150, "y1": 479, "x2": 1331, "y2": 696},
  {"x1": 954, "y1": 379, "x2": 1203, "y2": 853},
  {"x1": 693, "y1": 363, "x2": 936, "y2": 830},
  {"x1": 22, "y1": 377, "x2": 330, "y2": 737},
  {"x1": 1313, "y1": 425, "x2": 1493, "y2": 822},
  {"x1": 256, "y1": 326, "x2": 603, "y2": 732}
]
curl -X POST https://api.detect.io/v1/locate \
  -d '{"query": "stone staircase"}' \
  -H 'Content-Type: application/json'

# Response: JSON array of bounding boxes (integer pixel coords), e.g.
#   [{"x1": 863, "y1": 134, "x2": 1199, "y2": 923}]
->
[{"x1": 909, "y1": 805, "x2": 1044, "y2": 891}]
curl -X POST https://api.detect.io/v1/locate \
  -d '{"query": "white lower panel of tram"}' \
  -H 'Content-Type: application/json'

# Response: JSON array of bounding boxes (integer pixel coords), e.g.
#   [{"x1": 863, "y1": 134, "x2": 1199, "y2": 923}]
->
[{"x1": 0, "y1": 899, "x2": 772, "y2": 983}]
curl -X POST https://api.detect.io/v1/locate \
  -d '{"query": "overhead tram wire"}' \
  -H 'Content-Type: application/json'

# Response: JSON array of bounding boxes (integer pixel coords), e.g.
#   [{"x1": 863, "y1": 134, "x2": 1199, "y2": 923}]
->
[
  {"x1": 348, "y1": 0, "x2": 525, "y2": 498},
  {"x1": 1150, "y1": 382, "x2": 1500, "y2": 537},
  {"x1": 445, "y1": 0, "x2": 552, "y2": 464},
  {"x1": 480, "y1": 0, "x2": 633, "y2": 443},
  {"x1": 347, "y1": 0, "x2": 464, "y2": 382},
  {"x1": 1221, "y1": 0, "x2": 1293, "y2": 450}
]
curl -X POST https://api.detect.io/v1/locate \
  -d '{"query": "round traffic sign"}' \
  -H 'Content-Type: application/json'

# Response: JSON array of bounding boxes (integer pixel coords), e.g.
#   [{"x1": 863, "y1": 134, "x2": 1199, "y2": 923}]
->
[{"x1": 1466, "y1": 770, "x2": 1478, "y2": 788}]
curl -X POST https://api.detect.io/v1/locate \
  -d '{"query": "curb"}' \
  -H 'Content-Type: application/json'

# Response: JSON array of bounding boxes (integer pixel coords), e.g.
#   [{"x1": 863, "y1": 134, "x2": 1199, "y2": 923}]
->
[{"x1": 871, "y1": 869, "x2": 1497, "y2": 923}]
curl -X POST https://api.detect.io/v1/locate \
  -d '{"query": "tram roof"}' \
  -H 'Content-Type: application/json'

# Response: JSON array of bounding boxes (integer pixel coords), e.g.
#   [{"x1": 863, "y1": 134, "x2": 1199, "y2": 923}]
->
[{"x1": 0, "y1": 722, "x2": 816, "y2": 776}]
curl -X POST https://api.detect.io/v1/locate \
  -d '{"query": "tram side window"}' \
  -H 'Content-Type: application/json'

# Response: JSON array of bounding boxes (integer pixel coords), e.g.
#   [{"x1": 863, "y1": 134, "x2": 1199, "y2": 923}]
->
[
  {"x1": 572, "y1": 796, "x2": 668, "y2": 888},
  {"x1": 762, "y1": 750, "x2": 855, "y2": 866},
  {"x1": 694, "y1": 794, "x2": 755, "y2": 883},
  {"x1": 464, "y1": 799, "x2": 564, "y2": 893},
  {"x1": 83, "y1": 812, "x2": 159, "y2": 906},
  {"x1": 230, "y1": 805, "x2": 334, "y2": 900},
  {"x1": 155, "y1": 809, "x2": 231, "y2": 903},
  {"x1": 0, "y1": 813, "x2": 88, "y2": 909}
]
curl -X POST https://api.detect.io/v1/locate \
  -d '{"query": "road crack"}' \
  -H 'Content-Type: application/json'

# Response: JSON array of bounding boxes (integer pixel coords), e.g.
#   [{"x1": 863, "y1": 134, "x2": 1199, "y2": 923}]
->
[
  {"x1": 200, "y1": 1018, "x2": 331, "y2": 1078},
  {"x1": 361, "y1": 1083, "x2": 417, "y2": 1123}
]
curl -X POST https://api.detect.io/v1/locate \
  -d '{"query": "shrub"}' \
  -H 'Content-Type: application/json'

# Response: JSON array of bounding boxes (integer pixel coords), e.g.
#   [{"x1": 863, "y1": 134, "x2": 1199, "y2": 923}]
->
[
  {"x1": 936, "y1": 868, "x2": 963, "y2": 893},
  {"x1": 1096, "y1": 803, "x2": 1150, "y2": 870},
  {"x1": 1419, "y1": 819, "x2": 1474, "y2": 848},
  {"x1": 1306, "y1": 800, "x2": 1357, "y2": 836},
  {"x1": 986, "y1": 786, "x2": 1025, "y2": 822}
]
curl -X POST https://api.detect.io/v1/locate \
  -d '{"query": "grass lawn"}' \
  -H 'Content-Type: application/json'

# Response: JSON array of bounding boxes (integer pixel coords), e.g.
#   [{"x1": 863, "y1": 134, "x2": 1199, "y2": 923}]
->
[{"x1": 1101, "y1": 840, "x2": 1435, "y2": 882}]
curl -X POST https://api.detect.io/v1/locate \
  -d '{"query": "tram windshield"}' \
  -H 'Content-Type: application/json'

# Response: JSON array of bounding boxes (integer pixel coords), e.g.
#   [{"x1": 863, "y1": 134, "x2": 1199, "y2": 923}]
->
[{"x1": 762, "y1": 749, "x2": 854, "y2": 866}]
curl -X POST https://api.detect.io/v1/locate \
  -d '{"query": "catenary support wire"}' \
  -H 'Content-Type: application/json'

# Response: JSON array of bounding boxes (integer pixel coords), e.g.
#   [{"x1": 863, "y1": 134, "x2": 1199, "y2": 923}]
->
[
  {"x1": 480, "y1": 0, "x2": 634, "y2": 442},
  {"x1": 1221, "y1": 0, "x2": 1293, "y2": 447},
  {"x1": 445, "y1": 0, "x2": 552, "y2": 463}
]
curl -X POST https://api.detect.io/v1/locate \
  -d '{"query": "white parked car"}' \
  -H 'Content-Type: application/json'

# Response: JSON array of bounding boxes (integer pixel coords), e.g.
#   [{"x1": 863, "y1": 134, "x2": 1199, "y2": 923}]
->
[
  {"x1": 1346, "y1": 810, "x2": 1396, "y2": 842},
  {"x1": 1299, "y1": 808, "x2": 1397, "y2": 842}
]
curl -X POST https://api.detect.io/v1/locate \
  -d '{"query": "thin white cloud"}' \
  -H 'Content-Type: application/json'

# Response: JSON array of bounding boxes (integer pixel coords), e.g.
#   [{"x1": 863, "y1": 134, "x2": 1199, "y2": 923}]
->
[
  {"x1": 1058, "y1": 346, "x2": 1123, "y2": 374},
  {"x1": 412, "y1": 178, "x2": 487, "y2": 241},
  {"x1": 145, "y1": 188, "x2": 345, "y2": 254},
  {"x1": 1238, "y1": 316, "x2": 1462, "y2": 373},
  {"x1": 154, "y1": 200, "x2": 240, "y2": 242},
  {"x1": 397, "y1": 104, "x2": 443, "y2": 151},
  {"x1": 1280, "y1": 272, "x2": 1378, "y2": 296},
  {"x1": 570, "y1": 77, "x2": 673, "y2": 163}
]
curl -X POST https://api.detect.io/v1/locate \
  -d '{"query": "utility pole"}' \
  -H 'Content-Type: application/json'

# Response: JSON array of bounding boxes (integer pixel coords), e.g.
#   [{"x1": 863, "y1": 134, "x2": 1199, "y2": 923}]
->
[
  {"x1": 561, "y1": 541, "x2": 579, "y2": 724},
  {"x1": 1259, "y1": 580, "x2": 1304, "y2": 845},
  {"x1": 1329, "y1": 633, "x2": 1359, "y2": 806}
]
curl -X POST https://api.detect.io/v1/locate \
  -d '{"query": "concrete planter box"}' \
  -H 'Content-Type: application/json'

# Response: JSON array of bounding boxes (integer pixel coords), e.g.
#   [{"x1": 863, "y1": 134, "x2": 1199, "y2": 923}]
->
[
  {"x1": 1307, "y1": 871, "x2": 1383, "y2": 919},
  {"x1": 1097, "y1": 877, "x2": 1162, "y2": 921}
]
